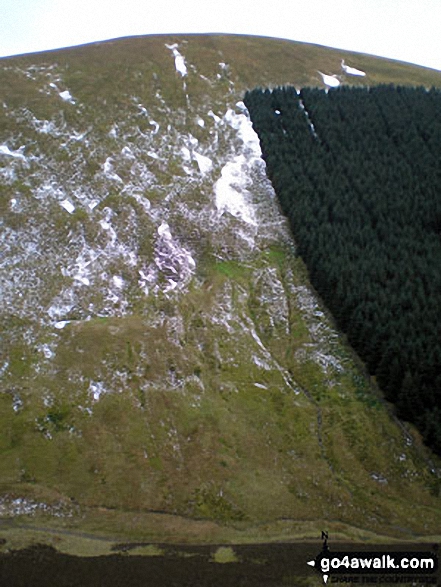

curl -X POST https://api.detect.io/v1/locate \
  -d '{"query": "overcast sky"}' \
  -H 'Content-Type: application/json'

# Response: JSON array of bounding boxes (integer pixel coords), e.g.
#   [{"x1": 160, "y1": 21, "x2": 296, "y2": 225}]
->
[{"x1": 2, "y1": 0, "x2": 441, "y2": 71}]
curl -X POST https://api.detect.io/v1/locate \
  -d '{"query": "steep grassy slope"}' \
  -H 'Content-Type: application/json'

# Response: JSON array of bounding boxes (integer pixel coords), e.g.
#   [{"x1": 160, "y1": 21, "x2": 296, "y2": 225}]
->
[{"x1": 1, "y1": 34, "x2": 441, "y2": 549}]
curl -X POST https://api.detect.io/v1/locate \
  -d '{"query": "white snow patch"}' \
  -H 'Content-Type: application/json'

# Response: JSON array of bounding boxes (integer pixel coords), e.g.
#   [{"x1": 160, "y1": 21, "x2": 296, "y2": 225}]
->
[
  {"x1": 60, "y1": 199, "x2": 75, "y2": 214},
  {"x1": 48, "y1": 297, "x2": 74, "y2": 320},
  {"x1": 225, "y1": 104, "x2": 262, "y2": 156},
  {"x1": 73, "y1": 274, "x2": 90, "y2": 286},
  {"x1": 69, "y1": 130, "x2": 87, "y2": 142},
  {"x1": 35, "y1": 118, "x2": 59, "y2": 134},
  {"x1": 165, "y1": 43, "x2": 187, "y2": 77},
  {"x1": 59, "y1": 90, "x2": 75, "y2": 104},
  {"x1": 196, "y1": 117, "x2": 205, "y2": 127},
  {"x1": 254, "y1": 382, "x2": 268, "y2": 389},
  {"x1": 208, "y1": 110, "x2": 221, "y2": 123},
  {"x1": 0, "y1": 144, "x2": 26, "y2": 160},
  {"x1": 0, "y1": 496, "x2": 76, "y2": 518},
  {"x1": 103, "y1": 157, "x2": 123, "y2": 182},
  {"x1": 127, "y1": 190, "x2": 151, "y2": 213},
  {"x1": 371, "y1": 472, "x2": 388, "y2": 484},
  {"x1": 38, "y1": 343, "x2": 55, "y2": 359},
  {"x1": 298, "y1": 98, "x2": 318, "y2": 138},
  {"x1": 158, "y1": 221, "x2": 172, "y2": 239},
  {"x1": 341, "y1": 60, "x2": 366, "y2": 76},
  {"x1": 194, "y1": 151, "x2": 213, "y2": 174},
  {"x1": 213, "y1": 105, "x2": 268, "y2": 234},
  {"x1": 144, "y1": 221, "x2": 196, "y2": 294},
  {"x1": 181, "y1": 146, "x2": 191, "y2": 161},
  {"x1": 252, "y1": 355, "x2": 272, "y2": 370},
  {"x1": 54, "y1": 320, "x2": 71, "y2": 329},
  {"x1": 318, "y1": 71, "x2": 340, "y2": 87},
  {"x1": 121, "y1": 145, "x2": 134, "y2": 158},
  {"x1": 0, "y1": 361, "x2": 9, "y2": 377},
  {"x1": 89, "y1": 381, "x2": 105, "y2": 402},
  {"x1": 112, "y1": 275, "x2": 124, "y2": 289},
  {"x1": 214, "y1": 155, "x2": 257, "y2": 226},
  {"x1": 149, "y1": 120, "x2": 160, "y2": 134}
]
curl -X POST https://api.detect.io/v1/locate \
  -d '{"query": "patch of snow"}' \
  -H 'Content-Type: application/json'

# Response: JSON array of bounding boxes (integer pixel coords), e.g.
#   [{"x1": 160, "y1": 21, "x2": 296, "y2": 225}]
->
[
  {"x1": 225, "y1": 105, "x2": 262, "y2": 157},
  {"x1": 316, "y1": 351, "x2": 342, "y2": 372},
  {"x1": 60, "y1": 199, "x2": 75, "y2": 214},
  {"x1": 208, "y1": 110, "x2": 221, "y2": 123},
  {"x1": 341, "y1": 60, "x2": 366, "y2": 76},
  {"x1": 89, "y1": 381, "x2": 105, "y2": 402},
  {"x1": 371, "y1": 472, "x2": 388, "y2": 484},
  {"x1": 0, "y1": 496, "x2": 77, "y2": 518},
  {"x1": 165, "y1": 279, "x2": 177, "y2": 292},
  {"x1": 298, "y1": 97, "x2": 318, "y2": 138},
  {"x1": 48, "y1": 298, "x2": 74, "y2": 320},
  {"x1": 103, "y1": 157, "x2": 123, "y2": 182},
  {"x1": 0, "y1": 144, "x2": 26, "y2": 160},
  {"x1": 69, "y1": 130, "x2": 87, "y2": 142},
  {"x1": 73, "y1": 274, "x2": 90, "y2": 286},
  {"x1": 54, "y1": 320, "x2": 71, "y2": 329},
  {"x1": 37, "y1": 343, "x2": 55, "y2": 359},
  {"x1": 196, "y1": 117, "x2": 205, "y2": 127},
  {"x1": 127, "y1": 190, "x2": 151, "y2": 213},
  {"x1": 35, "y1": 118, "x2": 59, "y2": 135},
  {"x1": 158, "y1": 221, "x2": 172, "y2": 239},
  {"x1": 181, "y1": 146, "x2": 191, "y2": 161},
  {"x1": 12, "y1": 393, "x2": 23, "y2": 412},
  {"x1": 137, "y1": 103, "x2": 148, "y2": 116},
  {"x1": 165, "y1": 43, "x2": 187, "y2": 77},
  {"x1": 121, "y1": 145, "x2": 134, "y2": 158},
  {"x1": 0, "y1": 361, "x2": 9, "y2": 377},
  {"x1": 253, "y1": 355, "x2": 272, "y2": 370},
  {"x1": 149, "y1": 120, "x2": 159, "y2": 134},
  {"x1": 141, "y1": 220, "x2": 196, "y2": 295},
  {"x1": 254, "y1": 382, "x2": 268, "y2": 389},
  {"x1": 318, "y1": 71, "x2": 340, "y2": 87},
  {"x1": 214, "y1": 156, "x2": 257, "y2": 225},
  {"x1": 194, "y1": 151, "x2": 213, "y2": 174},
  {"x1": 59, "y1": 90, "x2": 75, "y2": 104},
  {"x1": 112, "y1": 275, "x2": 124, "y2": 289}
]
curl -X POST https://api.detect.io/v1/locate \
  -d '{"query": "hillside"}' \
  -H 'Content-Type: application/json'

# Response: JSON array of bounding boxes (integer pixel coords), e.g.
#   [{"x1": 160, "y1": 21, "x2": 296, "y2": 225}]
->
[{"x1": 1, "y1": 34, "x2": 441, "y2": 551}]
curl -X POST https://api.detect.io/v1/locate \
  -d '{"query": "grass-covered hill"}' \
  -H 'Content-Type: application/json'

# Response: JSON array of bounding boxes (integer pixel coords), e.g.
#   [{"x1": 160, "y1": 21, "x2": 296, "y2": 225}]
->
[{"x1": 1, "y1": 34, "x2": 441, "y2": 552}]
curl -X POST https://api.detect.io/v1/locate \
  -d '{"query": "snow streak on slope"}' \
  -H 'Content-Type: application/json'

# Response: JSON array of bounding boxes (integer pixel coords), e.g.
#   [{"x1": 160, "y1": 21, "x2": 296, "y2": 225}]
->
[
  {"x1": 341, "y1": 60, "x2": 366, "y2": 76},
  {"x1": 166, "y1": 43, "x2": 188, "y2": 76}
]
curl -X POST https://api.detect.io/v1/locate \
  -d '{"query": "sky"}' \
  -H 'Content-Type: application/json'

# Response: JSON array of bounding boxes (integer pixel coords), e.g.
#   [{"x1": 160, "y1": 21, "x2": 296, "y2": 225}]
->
[{"x1": 1, "y1": 0, "x2": 441, "y2": 71}]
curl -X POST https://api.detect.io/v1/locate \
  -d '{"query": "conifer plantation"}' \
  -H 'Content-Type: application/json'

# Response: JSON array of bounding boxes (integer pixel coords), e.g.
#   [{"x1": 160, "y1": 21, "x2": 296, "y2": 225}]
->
[{"x1": 244, "y1": 85, "x2": 441, "y2": 455}]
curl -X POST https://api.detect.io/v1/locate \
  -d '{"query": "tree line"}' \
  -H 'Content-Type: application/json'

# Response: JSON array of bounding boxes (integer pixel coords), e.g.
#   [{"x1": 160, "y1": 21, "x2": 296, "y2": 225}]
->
[{"x1": 244, "y1": 84, "x2": 441, "y2": 455}]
